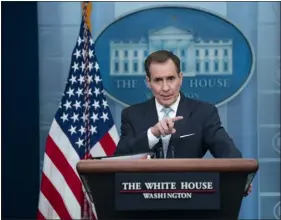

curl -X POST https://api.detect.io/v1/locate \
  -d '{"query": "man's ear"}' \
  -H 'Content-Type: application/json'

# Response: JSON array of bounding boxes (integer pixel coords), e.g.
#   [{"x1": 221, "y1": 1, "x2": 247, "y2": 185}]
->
[
  {"x1": 145, "y1": 76, "x2": 151, "y2": 89},
  {"x1": 179, "y1": 72, "x2": 183, "y2": 79},
  {"x1": 179, "y1": 72, "x2": 183, "y2": 86}
]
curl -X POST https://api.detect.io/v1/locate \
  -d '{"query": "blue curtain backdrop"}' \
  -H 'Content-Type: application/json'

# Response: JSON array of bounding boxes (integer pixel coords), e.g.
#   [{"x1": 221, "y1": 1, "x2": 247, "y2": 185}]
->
[
  {"x1": 226, "y1": 3, "x2": 259, "y2": 219},
  {"x1": 37, "y1": 2, "x2": 280, "y2": 219}
]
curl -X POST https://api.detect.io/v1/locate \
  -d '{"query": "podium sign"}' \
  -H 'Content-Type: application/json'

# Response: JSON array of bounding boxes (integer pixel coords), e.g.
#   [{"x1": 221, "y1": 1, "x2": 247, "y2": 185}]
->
[{"x1": 115, "y1": 172, "x2": 220, "y2": 211}]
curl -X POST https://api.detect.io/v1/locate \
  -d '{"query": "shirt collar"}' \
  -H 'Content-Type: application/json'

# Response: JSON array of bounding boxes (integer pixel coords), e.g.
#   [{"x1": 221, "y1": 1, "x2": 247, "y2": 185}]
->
[{"x1": 155, "y1": 93, "x2": 181, "y2": 114}]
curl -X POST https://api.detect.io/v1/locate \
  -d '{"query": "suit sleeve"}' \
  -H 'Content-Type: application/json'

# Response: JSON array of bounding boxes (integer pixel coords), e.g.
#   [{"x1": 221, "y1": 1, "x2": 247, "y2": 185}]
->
[
  {"x1": 203, "y1": 105, "x2": 242, "y2": 158},
  {"x1": 114, "y1": 108, "x2": 152, "y2": 156}
]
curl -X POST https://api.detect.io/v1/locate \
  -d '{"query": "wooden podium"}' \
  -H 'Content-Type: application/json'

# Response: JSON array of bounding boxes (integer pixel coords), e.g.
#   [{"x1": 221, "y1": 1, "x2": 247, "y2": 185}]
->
[{"x1": 77, "y1": 159, "x2": 258, "y2": 220}]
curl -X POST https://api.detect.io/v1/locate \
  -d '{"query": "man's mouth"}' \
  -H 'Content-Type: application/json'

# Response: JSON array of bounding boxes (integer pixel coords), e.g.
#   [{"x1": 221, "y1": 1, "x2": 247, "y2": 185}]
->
[{"x1": 161, "y1": 95, "x2": 172, "y2": 99}]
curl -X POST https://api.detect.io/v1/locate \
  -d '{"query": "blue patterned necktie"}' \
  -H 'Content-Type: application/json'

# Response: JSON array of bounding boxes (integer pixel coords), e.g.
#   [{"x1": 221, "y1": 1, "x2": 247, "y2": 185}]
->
[{"x1": 161, "y1": 107, "x2": 173, "y2": 158}]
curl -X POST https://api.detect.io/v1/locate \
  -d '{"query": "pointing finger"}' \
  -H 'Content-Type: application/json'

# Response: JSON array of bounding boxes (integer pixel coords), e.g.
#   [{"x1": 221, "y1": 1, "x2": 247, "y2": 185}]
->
[
  {"x1": 160, "y1": 120, "x2": 170, "y2": 135},
  {"x1": 156, "y1": 123, "x2": 165, "y2": 136},
  {"x1": 172, "y1": 116, "x2": 184, "y2": 122},
  {"x1": 166, "y1": 119, "x2": 174, "y2": 130}
]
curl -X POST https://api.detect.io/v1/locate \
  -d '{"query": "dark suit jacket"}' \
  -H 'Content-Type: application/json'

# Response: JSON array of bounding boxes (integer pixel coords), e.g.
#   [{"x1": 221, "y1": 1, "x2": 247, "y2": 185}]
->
[{"x1": 114, "y1": 94, "x2": 242, "y2": 158}]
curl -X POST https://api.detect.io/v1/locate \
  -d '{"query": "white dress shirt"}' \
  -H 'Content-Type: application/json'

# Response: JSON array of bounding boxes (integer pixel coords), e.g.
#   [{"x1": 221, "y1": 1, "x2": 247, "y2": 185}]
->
[{"x1": 147, "y1": 94, "x2": 181, "y2": 155}]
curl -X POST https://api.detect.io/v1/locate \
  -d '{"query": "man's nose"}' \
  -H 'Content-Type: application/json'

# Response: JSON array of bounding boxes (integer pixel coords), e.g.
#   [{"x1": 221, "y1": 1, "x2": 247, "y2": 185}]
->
[{"x1": 162, "y1": 80, "x2": 169, "y2": 91}]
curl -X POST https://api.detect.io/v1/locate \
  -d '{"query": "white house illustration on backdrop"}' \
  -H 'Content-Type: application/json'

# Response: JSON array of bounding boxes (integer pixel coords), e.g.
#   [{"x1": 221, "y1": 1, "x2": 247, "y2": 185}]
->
[{"x1": 109, "y1": 26, "x2": 233, "y2": 76}]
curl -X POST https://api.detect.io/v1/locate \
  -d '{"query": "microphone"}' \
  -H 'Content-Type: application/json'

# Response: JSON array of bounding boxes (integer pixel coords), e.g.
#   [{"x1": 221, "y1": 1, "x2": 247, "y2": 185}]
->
[
  {"x1": 158, "y1": 146, "x2": 164, "y2": 158},
  {"x1": 169, "y1": 136, "x2": 180, "y2": 158},
  {"x1": 152, "y1": 142, "x2": 164, "y2": 158},
  {"x1": 171, "y1": 145, "x2": 175, "y2": 158},
  {"x1": 155, "y1": 140, "x2": 164, "y2": 158}
]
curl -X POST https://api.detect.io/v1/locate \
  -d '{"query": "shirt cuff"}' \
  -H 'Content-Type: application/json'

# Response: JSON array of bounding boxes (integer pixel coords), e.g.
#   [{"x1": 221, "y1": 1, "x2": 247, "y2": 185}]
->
[{"x1": 147, "y1": 128, "x2": 160, "y2": 149}]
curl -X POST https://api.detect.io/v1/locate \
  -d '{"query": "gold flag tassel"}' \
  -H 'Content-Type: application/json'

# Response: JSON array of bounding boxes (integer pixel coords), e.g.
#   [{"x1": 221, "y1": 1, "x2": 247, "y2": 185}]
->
[{"x1": 82, "y1": 2, "x2": 92, "y2": 33}]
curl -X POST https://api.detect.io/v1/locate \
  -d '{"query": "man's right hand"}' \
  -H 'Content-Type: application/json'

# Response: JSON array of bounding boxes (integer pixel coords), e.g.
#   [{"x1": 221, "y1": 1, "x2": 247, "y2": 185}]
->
[{"x1": 150, "y1": 116, "x2": 184, "y2": 137}]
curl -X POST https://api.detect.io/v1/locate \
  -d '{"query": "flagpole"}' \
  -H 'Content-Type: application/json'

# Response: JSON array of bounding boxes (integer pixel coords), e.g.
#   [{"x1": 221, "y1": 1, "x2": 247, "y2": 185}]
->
[
  {"x1": 81, "y1": 2, "x2": 93, "y2": 160},
  {"x1": 81, "y1": 3, "x2": 95, "y2": 219}
]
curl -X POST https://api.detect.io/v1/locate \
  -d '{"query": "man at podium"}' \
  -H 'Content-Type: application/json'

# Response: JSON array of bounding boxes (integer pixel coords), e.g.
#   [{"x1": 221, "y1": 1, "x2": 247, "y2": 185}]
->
[
  {"x1": 115, "y1": 50, "x2": 242, "y2": 159},
  {"x1": 75, "y1": 50, "x2": 255, "y2": 220}
]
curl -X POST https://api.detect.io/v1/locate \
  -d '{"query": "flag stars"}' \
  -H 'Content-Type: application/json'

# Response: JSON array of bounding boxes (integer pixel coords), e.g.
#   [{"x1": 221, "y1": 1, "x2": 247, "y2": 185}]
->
[
  {"x1": 81, "y1": 62, "x2": 86, "y2": 72},
  {"x1": 73, "y1": 49, "x2": 81, "y2": 59},
  {"x1": 94, "y1": 87, "x2": 100, "y2": 97},
  {"x1": 87, "y1": 75, "x2": 93, "y2": 84},
  {"x1": 89, "y1": 38, "x2": 94, "y2": 45},
  {"x1": 75, "y1": 88, "x2": 83, "y2": 97},
  {"x1": 90, "y1": 125, "x2": 97, "y2": 134},
  {"x1": 87, "y1": 62, "x2": 93, "y2": 71},
  {"x1": 83, "y1": 36, "x2": 88, "y2": 43},
  {"x1": 72, "y1": 62, "x2": 79, "y2": 72},
  {"x1": 84, "y1": 88, "x2": 92, "y2": 96},
  {"x1": 82, "y1": 49, "x2": 87, "y2": 58},
  {"x1": 77, "y1": 36, "x2": 83, "y2": 46},
  {"x1": 69, "y1": 75, "x2": 77, "y2": 85},
  {"x1": 94, "y1": 62, "x2": 99, "y2": 71},
  {"x1": 83, "y1": 101, "x2": 90, "y2": 110},
  {"x1": 73, "y1": 100, "x2": 81, "y2": 110},
  {"x1": 81, "y1": 113, "x2": 88, "y2": 122},
  {"x1": 92, "y1": 100, "x2": 100, "y2": 109},
  {"x1": 79, "y1": 125, "x2": 86, "y2": 135},
  {"x1": 88, "y1": 49, "x2": 94, "y2": 58},
  {"x1": 66, "y1": 88, "x2": 75, "y2": 98},
  {"x1": 78, "y1": 75, "x2": 85, "y2": 85},
  {"x1": 71, "y1": 113, "x2": 79, "y2": 123},
  {"x1": 91, "y1": 112, "x2": 99, "y2": 122},
  {"x1": 63, "y1": 100, "x2": 72, "y2": 110},
  {"x1": 94, "y1": 75, "x2": 102, "y2": 84},
  {"x1": 68, "y1": 125, "x2": 77, "y2": 135},
  {"x1": 101, "y1": 112, "x2": 109, "y2": 122},
  {"x1": 88, "y1": 88, "x2": 92, "y2": 96},
  {"x1": 102, "y1": 100, "x2": 108, "y2": 109},
  {"x1": 60, "y1": 113, "x2": 68, "y2": 122},
  {"x1": 76, "y1": 138, "x2": 84, "y2": 148}
]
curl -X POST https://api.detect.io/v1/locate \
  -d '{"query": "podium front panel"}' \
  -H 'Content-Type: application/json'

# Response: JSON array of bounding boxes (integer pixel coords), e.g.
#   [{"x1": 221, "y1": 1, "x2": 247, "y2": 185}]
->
[
  {"x1": 77, "y1": 159, "x2": 255, "y2": 219},
  {"x1": 114, "y1": 172, "x2": 220, "y2": 211}
]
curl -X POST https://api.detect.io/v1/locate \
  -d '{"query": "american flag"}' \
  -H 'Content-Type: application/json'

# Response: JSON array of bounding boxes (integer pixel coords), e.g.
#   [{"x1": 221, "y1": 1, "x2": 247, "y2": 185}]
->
[{"x1": 37, "y1": 3, "x2": 119, "y2": 219}]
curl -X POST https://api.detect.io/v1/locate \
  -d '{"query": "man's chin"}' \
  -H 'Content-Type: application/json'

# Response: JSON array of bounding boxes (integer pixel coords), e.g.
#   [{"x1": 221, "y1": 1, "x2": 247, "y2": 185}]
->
[{"x1": 159, "y1": 98, "x2": 174, "y2": 107}]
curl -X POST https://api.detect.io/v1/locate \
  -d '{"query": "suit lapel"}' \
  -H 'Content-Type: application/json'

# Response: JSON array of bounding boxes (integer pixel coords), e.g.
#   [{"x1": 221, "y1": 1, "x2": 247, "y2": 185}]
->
[
  {"x1": 143, "y1": 97, "x2": 159, "y2": 130},
  {"x1": 167, "y1": 94, "x2": 194, "y2": 158},
  {"x1": 142, "y1": 98, "x2": 164, "y2": 157}
]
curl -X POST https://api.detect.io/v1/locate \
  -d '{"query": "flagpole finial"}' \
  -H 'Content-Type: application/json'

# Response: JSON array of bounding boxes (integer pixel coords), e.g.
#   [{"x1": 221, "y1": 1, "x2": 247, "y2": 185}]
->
[{"x1": 82, "y1": 2, "x2": 92, "y2": 33}]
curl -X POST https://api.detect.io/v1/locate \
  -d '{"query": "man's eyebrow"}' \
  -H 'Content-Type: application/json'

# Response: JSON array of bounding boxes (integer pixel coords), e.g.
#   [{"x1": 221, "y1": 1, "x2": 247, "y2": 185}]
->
[
  {"x1": 153, "y1": 77, "x2": 163, "y2": 80},
  {"x1": 153, "y1": 75, "x2": 175, "y2": 80}
]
